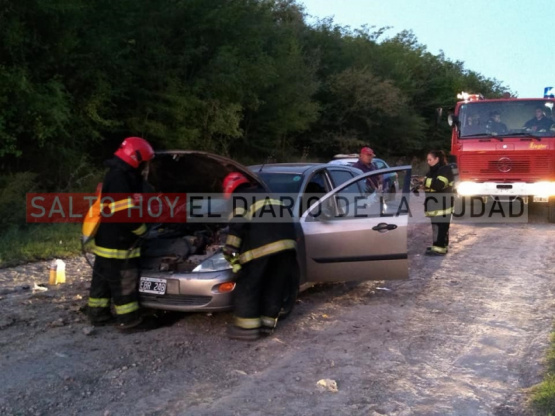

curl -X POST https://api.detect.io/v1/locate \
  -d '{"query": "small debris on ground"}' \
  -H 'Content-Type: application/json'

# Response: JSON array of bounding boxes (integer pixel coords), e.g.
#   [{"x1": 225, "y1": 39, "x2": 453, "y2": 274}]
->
[{"x1": 316, "y1": 378, "x2": 338, "y2": 393}]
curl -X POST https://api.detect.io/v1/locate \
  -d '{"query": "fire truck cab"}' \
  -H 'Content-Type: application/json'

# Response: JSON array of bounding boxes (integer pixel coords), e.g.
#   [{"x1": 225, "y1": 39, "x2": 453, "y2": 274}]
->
[{"x1": 448, "y1": 92, "x2": 555, "y2": 222}]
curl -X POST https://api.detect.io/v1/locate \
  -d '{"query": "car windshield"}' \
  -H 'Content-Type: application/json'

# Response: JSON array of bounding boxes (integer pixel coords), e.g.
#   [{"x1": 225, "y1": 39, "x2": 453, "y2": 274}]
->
[
  {"x1": 459, "y1": 100, "x2": 555, "y2": 138},
  {"x1": 257, "y1": 172, "x2": 304, "y2": 193}
]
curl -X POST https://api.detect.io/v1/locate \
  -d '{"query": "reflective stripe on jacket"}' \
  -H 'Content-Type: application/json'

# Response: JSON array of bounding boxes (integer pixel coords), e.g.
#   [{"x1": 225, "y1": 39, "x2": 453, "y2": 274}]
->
[
  {"x1": 94, "y1": 157, "x2": 148, "y2": 255},
  {"x1": 238, "y1": 239, "x2": 297, "y2": 264},
  {"x1": 424, "y1": 162, "x2": 455, "y2": 217},
  {"x1": 91, "y1": 243, "x2": 141, "y2": 259},
  {"x1": 226, "y1": 186, "x2": 297, "y2": 265}
]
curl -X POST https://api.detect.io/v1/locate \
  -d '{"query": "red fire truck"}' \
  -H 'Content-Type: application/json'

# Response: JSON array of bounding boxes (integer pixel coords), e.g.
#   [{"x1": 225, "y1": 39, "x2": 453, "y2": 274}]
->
[{"x1": 448, "y1": 92, "x2": 555, "y2": 222}]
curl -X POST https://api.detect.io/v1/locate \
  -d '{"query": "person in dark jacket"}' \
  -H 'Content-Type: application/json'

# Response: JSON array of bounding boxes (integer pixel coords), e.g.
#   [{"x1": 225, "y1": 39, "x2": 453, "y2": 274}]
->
[
  {"x1": 87, "y1": 137, "x2": 155, "y2": 330},
  {"x1": 222, "y1": 172, "x2": 298, "y2": 340},
  {"x1": 485, "y1": 111, "x2": 508, "y2": 135},
  {"x1": 352, "y1": 146, "x2": 381, "y2": 191},
  {"x1": 463, "y1": 114, "x2": 482, "y2": 136},
  {"x1": 524, "y1": 107, "x2": 553, "y2": 132},
  {"x1": 423, "y1": 150, "x2": 455, "y2": 256}
]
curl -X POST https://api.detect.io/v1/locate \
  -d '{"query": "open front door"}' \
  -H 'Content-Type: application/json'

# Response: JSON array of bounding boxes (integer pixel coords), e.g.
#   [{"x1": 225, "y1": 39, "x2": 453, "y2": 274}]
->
[{"x1": 300, "y1": 166, "x2": 412, "y2": 282}]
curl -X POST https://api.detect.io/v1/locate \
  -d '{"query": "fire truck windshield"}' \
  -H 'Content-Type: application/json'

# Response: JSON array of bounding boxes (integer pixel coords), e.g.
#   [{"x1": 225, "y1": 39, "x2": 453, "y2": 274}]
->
[{"x1": 459, "y1": 100, "x2": 555, "y2": 138}]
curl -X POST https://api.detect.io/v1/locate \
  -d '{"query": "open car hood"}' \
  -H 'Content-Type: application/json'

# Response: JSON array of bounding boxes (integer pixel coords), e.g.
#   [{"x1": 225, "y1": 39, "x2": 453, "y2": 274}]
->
[
  {"x1": 141, "y1": 151, "x2": 265, "y2": 274},
  {"x1": 147, "y1": 150, "x2": 267, "y2": 193}
]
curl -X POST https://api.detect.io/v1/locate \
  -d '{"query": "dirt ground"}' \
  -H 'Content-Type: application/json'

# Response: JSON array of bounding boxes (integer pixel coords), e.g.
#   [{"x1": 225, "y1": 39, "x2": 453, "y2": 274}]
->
[{"x1": 1, "y1": 196, "x2": 554, "y2": 416}]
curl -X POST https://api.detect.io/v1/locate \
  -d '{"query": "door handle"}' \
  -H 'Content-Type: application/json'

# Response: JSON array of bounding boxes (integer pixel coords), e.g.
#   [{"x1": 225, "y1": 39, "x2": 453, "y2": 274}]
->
[{"x1": 372, "y1": 222, "x2": 397, "y2": 232}]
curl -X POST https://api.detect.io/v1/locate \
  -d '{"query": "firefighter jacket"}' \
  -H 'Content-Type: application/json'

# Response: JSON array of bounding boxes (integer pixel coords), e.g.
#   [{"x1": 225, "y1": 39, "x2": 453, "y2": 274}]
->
[
  {"x1": 92, "y1": 157, "x2": 148, "y2": 259},
  {"x1": 224, "y1": 185, "x2": 297, "y2": 265},
  {"x1": 424, "y1": 162, "x2": 455, "y2": 217}
]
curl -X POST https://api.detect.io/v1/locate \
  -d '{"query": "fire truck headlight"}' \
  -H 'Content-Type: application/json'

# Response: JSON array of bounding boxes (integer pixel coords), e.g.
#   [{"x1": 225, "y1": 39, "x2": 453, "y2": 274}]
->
[
  {"x1": 457, "y1": 181, "x2": 480, "y2": 196},
  {"x1": 533, "y1": 182, "x2": 555, "y2": 198}
]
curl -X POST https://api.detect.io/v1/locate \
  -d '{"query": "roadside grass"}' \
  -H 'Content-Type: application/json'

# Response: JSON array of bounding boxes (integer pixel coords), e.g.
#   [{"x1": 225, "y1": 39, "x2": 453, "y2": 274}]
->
[
  {"x1": 529, "y1": 331, "x2": 555, "y2": 415},
  {"x1": 0, "y1": 224, "x2": 82, "y2": 268}
]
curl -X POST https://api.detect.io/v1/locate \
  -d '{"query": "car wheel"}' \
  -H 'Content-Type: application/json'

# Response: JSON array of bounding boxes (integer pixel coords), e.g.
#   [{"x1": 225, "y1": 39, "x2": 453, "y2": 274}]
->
[{"x1": 279, "y1": 265, "x2": 300, "y2": 320}]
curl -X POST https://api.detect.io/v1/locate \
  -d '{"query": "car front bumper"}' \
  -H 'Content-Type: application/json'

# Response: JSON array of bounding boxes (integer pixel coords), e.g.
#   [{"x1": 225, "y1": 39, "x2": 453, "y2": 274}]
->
[{"x1": 139, "y1": 269, "x2": 236, "y2": 312}]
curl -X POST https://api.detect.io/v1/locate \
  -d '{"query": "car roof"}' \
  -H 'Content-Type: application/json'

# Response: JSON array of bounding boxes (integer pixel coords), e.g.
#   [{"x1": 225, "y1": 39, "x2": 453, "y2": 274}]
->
[
  {"x1": 249, "y1": 162, "x2": 364, "y2": 176},
  {"x1": 249, "y1": 163, "x2": 327, "y2": 175},
  {"x1": 328, "y1": 157, "x2": 386, "y2": 164}
]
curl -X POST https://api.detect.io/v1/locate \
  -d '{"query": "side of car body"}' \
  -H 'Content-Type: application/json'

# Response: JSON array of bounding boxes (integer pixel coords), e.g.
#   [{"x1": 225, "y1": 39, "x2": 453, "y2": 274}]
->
[{"x1": 138, "y1": 151, "x2": 411, "y2": 313}]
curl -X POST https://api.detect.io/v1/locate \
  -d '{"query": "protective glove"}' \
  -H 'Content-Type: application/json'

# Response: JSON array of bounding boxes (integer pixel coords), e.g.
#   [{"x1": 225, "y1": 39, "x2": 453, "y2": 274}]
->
[
  {"x1": 226, "y1": 254, "x2": 242, "y2": 273},
  {"x1": 223, "y1": 251, "x2": 235, "y2": 263},
  {"x1": 231, "y1": 262, "x2": 242, "y2": 273},
  {"x1": 223, "y1": 245, "x2": 241, "y2": 262}
]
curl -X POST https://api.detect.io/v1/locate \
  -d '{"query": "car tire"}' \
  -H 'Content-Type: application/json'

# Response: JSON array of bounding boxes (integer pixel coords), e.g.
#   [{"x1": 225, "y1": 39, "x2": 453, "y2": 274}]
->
[{"x1": 279, "y1": 265, "x2": 300, "y2": 320}]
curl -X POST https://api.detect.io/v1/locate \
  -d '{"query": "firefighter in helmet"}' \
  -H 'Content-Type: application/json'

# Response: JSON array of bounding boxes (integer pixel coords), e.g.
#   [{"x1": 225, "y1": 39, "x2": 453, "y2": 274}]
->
[
  {"x1": 222, "y1": 172, "x2": 298, "y2": 340},
  {"x1": 87, "y1": 137, "x2": 155, "y2": 330},
  {"x1": 423, "y1": 150, "x2": 455, "y2": 256}
]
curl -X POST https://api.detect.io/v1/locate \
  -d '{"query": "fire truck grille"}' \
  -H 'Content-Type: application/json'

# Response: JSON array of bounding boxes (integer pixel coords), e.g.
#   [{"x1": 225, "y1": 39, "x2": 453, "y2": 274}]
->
[{"x1": 460, "y1": 154, "x2": 553, "y2": 177}]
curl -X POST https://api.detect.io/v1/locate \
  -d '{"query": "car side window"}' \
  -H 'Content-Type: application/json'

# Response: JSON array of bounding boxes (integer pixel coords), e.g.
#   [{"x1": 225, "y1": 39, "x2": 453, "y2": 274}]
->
[
  {"x1": 328, "y1": 169, "x2": 364, "y2": 196},
  {"x1": 305, "y1": 171, "x2": 328, "y2": 194},
  {"x1": 373, "y1": 159, "x2": 386, "y2": 169},
  {"x1": 301, "y1": 171, "x2": 330, "y2": 215},
  {"x1": 328, "y1": 169, "x2": 354, "y2": 187},
  {"x1": 334, "y1": 175, "x2": 383, "y2": 218},
  {"x1": 305, "y1": 166, "x2": 411, "y2": 222},
  {"x1": 309, "y1": 174, "x2": 382, "y2": 221}
]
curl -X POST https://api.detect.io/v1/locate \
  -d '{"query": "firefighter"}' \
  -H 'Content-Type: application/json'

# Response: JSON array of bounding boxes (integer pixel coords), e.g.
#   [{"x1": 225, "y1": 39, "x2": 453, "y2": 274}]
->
[
  {"x1": 87, "y1": 137, "x2": 155, "y2": 330},
  {"x1": 222, "y1": 172, "x2": 298, "y2": 340},
  {"x1": 485, "y1": 111, "x2": 508, "y2": 135},
  {"x1": 423, "y1": 150, "x2": 455, "y2": 256}
]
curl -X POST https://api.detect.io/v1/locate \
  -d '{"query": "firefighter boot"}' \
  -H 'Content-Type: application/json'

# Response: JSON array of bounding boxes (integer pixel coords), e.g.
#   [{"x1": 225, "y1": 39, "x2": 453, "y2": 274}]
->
[
  {"x1": 86, "y1": 306, "x2": 115, "y2": 326},
  {"x1": 427, "y1": 246, "x2": 448, "y2": 253},
  {"x1": 425, "y1": 246, "x2": 447, "y2": 256},
  {"x1": 226, "y1": 325, "x2": 261, "y2": 341},
  {"x1": 260, "y1": 316, "x2": 278, "y2": 336},
  {"x1": 116, "y1": 313, "x2": 161, "y2": 333}
]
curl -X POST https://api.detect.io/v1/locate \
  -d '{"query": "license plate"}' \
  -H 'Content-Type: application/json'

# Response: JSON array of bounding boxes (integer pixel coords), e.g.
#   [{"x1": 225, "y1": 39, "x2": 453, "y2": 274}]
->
[
  {"x1": 139, "y1": 277, "x2": 167, "y2": 295},
  {"x1": 533, "y1": 196, "x2": 548, "y2": 202}
]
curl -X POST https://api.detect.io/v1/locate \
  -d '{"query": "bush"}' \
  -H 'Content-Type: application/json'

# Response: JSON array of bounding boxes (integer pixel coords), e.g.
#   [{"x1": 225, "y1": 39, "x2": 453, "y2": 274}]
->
[{"x1": 0, "y1": 172, "x2": 38, "y2": 227}]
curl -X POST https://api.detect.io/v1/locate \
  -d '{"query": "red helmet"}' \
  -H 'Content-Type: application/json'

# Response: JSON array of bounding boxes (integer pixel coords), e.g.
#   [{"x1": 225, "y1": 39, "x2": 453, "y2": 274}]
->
[
  {"x1": 223, "y1": 172, "x2": 250, "y2": 199},
  {"x1": 114, "y1": 137, "x2": 154, "y2": 168}
]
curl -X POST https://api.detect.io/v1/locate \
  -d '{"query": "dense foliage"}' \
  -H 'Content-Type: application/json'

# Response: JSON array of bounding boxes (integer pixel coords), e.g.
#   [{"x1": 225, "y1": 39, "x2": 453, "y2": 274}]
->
[{"x1": 0, "y1": 0, "x2": 507, "y2": 217}]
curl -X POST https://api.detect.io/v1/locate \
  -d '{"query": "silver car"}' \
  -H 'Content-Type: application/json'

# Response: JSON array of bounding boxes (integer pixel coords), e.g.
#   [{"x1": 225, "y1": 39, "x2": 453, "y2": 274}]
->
[
  {"x1": 328, "y1": 155, "x2": 400, "y2": 195},
  {"x1": 139, "y1": 151, "x2": 412, "y2": 315}
]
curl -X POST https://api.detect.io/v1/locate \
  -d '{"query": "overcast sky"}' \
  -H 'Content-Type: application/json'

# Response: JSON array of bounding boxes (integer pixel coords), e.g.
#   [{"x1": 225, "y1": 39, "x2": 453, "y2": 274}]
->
[{"x1": 300, "y1": 0, "x2": 555, "y2": 99}]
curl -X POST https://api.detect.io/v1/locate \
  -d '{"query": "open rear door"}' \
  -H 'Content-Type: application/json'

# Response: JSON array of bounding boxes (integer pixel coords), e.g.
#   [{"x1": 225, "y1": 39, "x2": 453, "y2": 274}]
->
[{"x1": 300, "y1": 166, "x2": 412, "y2": 282}]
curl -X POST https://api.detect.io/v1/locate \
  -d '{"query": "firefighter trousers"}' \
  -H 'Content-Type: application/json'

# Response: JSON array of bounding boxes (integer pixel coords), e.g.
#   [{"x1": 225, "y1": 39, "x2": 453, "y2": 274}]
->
[
  {"x1": 88, "y1": 256, "x2": 140, "y2": 325},
  {"x1": 233, "y1": 250, "x2": 297, "y2": 330},
  {"x1": 430, "y1": 214, "x2": 451, "y2": 251}
]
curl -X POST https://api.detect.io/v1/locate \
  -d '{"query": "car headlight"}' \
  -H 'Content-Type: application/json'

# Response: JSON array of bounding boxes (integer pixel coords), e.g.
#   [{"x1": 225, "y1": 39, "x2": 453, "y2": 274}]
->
[{"x1": 192, "y1": 251, "x2": 232, "y2": 272}]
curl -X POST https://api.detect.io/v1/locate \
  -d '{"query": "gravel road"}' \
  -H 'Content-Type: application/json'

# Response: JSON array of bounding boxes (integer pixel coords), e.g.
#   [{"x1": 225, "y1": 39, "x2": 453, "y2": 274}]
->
[{"x1": 0, "y1": 196, "x2": 553, "y2": 416}]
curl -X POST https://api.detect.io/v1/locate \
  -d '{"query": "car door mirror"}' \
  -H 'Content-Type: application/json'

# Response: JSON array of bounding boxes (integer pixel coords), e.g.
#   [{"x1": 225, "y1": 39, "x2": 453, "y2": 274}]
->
[{"x1": 448, "y1": 114, "x2": 460, "y2": 129}]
